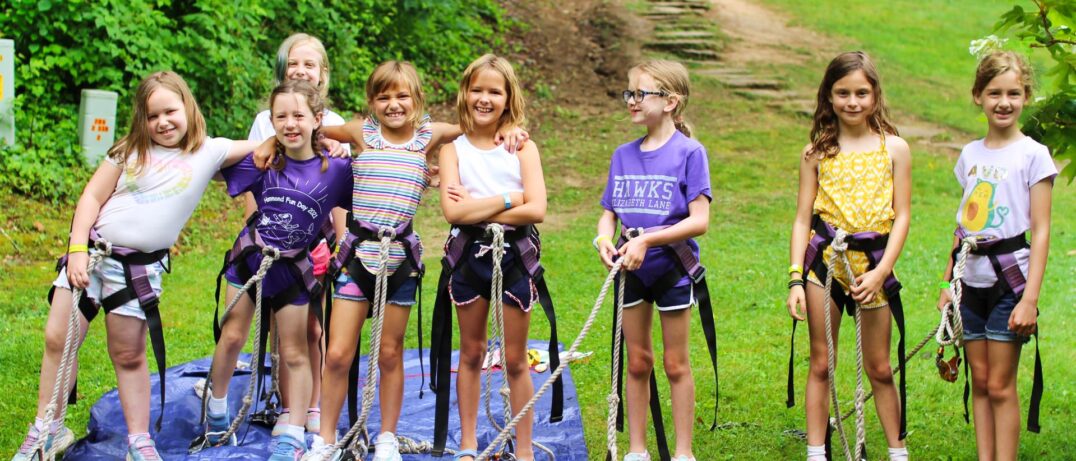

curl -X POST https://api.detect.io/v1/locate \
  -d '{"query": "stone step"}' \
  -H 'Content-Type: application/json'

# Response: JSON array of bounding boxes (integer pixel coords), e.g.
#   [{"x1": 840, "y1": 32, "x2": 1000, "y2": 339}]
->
[
  {"x1": 715, "y1": 76, "x2": 783, "y2": 89},
  {"x1": 653, "y1": 20, "x2": 713, "y2": 31},
  {"x1": 655, "y1": 30, "x2": 717, "y2": 40},
  {"x1": 695, "y1": 67, "x2": 752, "y2": 78},
  {"x1": 647, "y1": 1, "x2": 712, "y2": 11},
  {"x1": 669, "y1": 48, "x2": 721, "y2": 60},
  {"x1": 645, "y1": 5, "x2": 702, "y2": 17},
  {"x1": 735, "y1": 88, "x2": 801, "y2": 99},
  {"x1": 644, "y1": 39, "x2": 718, "y2": 51}
]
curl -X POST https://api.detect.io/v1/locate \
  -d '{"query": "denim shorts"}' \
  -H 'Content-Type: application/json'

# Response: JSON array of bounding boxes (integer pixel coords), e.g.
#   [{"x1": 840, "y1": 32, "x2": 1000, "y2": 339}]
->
[
  {"x1": 333, "y1": 270, "x2": 418, "y2": 306},
  {"x1": 618, "y1": 271, "x2": 695, "y2": 312},
  {"x1": 53, "y1": 254, "x2": 167, "y2": 321},
  {"x1": 960, "y1": 283, "x2": 1029, "y2": 343},
  {"x1": 449, "y1": 242, "x2": 537, "y2": 312}
]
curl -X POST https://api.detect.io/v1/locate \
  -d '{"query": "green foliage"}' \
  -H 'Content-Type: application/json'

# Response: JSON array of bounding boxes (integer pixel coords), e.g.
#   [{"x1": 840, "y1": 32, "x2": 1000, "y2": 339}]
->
[
  {"x1": 0, "y1": 97, "x2": 90, "y2": 203},
  {"x1": 994, "y1": 0, "x2": 1076, "y2": 181},
  {"x1": 0, "y1": 0, "x2": 505, "y2": 200}
]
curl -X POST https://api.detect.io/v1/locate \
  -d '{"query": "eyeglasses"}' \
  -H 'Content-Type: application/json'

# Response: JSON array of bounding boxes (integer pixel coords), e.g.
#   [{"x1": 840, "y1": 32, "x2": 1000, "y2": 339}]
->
[{"x1": 621, "y1": 89, "x2": 668, "y2": 103}]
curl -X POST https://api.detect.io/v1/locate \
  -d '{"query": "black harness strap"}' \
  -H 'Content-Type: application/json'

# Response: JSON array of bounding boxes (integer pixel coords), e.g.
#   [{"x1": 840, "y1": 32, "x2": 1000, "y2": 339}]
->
[
  {"x1": 950, "y1": 231, "x2": 1043, "y2": 433},
  {"x1": 429, "y1": 224, "x2": 562, "y2": 455}
]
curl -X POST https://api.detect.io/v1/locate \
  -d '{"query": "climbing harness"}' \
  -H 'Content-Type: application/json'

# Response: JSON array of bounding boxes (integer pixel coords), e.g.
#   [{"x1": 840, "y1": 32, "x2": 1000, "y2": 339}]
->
[
  {"x1": 607, "y1": 226, "x2": 720, "y2": 461},
  {"x1": 429, "y1": 223, "x2": 564, "y2": 456}
]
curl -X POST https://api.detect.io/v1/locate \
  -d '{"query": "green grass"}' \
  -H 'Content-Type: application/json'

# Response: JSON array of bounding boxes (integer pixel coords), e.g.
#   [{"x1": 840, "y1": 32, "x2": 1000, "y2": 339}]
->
[{"x1": 2, "y1": 2, "x2": 1075, "y2": 459}]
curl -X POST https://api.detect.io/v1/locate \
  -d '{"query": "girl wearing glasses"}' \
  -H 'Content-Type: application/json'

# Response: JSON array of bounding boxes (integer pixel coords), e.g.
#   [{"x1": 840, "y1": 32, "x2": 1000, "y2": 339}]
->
[{"x1": 595, "y1": 59, "x2": 711, "y2": 461}]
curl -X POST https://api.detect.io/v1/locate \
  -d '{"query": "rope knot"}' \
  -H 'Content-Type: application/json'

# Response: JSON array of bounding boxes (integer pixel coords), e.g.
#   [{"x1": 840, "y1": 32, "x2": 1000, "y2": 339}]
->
[
  {"x1": 486, "y1": 223, "x2": 505, "y2": 239},
  {"x1": 93, "y1": 239, "x2": 113, "y2": 256},
  {"x1": 377, "y1": 226, "x2": 397, "y2": 240},
  {"x1": 831, "y1": 229, "x2": 850, "y2": 253},
  {"x1": 961, "y1": 236, "x2": 979, "y2": 251},
  {"x1": 261, "y1": 246, "x2": 281, "y2": 260}
]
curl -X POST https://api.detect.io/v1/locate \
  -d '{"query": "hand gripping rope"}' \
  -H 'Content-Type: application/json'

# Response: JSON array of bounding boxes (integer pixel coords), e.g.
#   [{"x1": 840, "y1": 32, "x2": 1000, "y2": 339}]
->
[
  {"x1": 477, "y1": 227, "x2": 629, "y2": 461},
  {"x1": 30, "y1": 240, "x2": 112, "y2": 461},
  {"x1": 832, "y1": 236, "x2": 975, "y2": 425},
  {"x1": 190, "y1": 246, "x2": 281, "y2": 454}
]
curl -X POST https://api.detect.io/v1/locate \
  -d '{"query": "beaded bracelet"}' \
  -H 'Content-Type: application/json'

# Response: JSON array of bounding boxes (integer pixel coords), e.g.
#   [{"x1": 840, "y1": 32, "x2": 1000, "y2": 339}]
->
[{"x1": 788, "y1": 279, "x2": 805, "y2": 289}]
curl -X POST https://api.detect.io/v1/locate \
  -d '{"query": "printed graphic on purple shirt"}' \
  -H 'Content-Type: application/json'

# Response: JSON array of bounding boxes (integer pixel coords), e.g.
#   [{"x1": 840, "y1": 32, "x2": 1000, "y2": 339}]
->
[
  {"x1": 601, "y1": 131, "x2": 711, "y2": 287},
  {"x1": 221, "y1": 154, "x2": 352, "y2": 300}
]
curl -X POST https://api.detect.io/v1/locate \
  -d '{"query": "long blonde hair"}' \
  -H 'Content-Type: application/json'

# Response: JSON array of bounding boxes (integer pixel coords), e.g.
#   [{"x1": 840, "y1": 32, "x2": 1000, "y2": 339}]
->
[
  {"x1": 275, "y1": 33, "x2": 332, "y2": 102},
  {"x1": 107, "y1": 71, "x2": 207, "y2": 173},
  {"x1": 366, "y1": 60, "x2": 427, "y2": 129},
  {"x1": 630, "y1": 59, "x2": 693, "y2": 137},
  {"x1": 456, "y1": 54, "x2": 526, "y2": 133},
  {"x1": 269, "y1": 80, "x2": 328, "y2": 173},
  {"x1": 808, "y1": 51, "x2": 898, "y2": 159}
]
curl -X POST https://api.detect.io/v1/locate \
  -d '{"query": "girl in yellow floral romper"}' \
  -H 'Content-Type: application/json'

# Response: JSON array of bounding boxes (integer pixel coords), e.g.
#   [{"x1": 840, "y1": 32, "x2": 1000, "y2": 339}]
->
[{"x1": 786, "y1": 52, "x2": 912, "y2": 461}]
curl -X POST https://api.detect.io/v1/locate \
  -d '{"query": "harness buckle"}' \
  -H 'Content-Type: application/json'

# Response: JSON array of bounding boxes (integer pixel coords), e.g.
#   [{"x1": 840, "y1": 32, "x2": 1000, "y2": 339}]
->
[{"x1": 625, "y1": 227, "x2": 645, "y2": 240}]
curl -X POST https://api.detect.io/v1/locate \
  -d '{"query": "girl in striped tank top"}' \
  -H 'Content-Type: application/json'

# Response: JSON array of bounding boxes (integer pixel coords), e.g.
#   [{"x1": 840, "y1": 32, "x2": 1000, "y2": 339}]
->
[{"x1": 311, "y1": 61, "x2": 527, "y2": 461}]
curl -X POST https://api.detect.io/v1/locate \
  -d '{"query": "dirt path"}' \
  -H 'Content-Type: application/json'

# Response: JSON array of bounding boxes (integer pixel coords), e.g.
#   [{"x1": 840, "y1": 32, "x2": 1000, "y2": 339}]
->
[{"x1": 638, "y1": 0, "x2": 970, "y2": 153}]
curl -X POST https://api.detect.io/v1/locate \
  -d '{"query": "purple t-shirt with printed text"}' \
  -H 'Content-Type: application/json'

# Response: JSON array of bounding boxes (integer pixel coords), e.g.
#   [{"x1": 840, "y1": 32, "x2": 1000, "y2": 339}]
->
[
  {"x1": 600, "y1": 131, "x2": 712, "y2": 286},
  {"x1": 222, "y1": 154, "x2": 352, "y2": 300}
]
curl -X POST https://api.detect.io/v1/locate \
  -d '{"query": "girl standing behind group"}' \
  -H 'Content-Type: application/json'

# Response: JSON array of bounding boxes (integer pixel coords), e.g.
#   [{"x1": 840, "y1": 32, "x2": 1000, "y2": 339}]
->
[
  {"x1": 937, "y1": 51, "x2": 1054, "y2": 461},
  {"x1": 595, "y1": 59, "x2": 711, "y2": 461},
  {"x1": 786, "y1": 51, "x2": 911, "y2": 461}
]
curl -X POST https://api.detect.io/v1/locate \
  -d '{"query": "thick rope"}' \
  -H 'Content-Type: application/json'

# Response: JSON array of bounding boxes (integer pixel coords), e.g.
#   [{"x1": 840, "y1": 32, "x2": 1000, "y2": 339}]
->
[
  {"x1": 327, "y1": 229, "x2": 394, "y2": 460},
  {"x1": 32, "y1": 241, "x2": 112, "y2": 458},
  {"x1": 193, "y1": 247, "x2": 280, "y2": 452},
  {"x1": 477, "y1": 254, "x2": 626, "y2": 461},
  {"x1": 480, "y1": 224, "x2": 514, "y2": 458},
  {"x1": 836, "y1": 236, "x2": 977, "y2": 423},
  {"x1": 821, "y1": 230, "x2": 860, "y2": 461}
]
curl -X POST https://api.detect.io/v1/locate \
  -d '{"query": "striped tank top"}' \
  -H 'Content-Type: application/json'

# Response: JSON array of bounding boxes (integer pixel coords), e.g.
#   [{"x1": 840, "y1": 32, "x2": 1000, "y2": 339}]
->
[{"x1": 352, "y1": 115, "x2": 432, "y2": 274}]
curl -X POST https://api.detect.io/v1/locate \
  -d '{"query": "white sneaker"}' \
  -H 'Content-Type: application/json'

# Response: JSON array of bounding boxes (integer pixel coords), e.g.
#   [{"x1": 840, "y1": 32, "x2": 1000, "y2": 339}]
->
[
  {"x1": 372, "y1": 432, "x2": 401, "y2": 461},
  {"x1": 12, "y1": 425, "x2": 75, "y2": 461},
  {"x1": 300, "y1": 443, "x2": 340, "y2": 461},
  {"x1": 623, "y1": 453, "x2": 650, "y2": 461}
]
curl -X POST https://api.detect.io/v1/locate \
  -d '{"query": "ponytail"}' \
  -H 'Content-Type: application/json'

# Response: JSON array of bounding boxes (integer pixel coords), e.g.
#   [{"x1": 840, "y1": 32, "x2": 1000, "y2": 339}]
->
[{"x1": 674, "y1": 115, "x2": 693, "y2": 138}]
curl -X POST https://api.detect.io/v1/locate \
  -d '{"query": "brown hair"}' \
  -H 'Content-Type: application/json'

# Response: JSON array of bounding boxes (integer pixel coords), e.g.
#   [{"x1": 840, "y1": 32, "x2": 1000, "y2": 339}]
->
[
  {"x1": 107, "y1": 71, "x2": 207, "y2": 173},
  {"x1": 366, "y1": 60, "x2": 427, "y2": 129},
  {"x1": 629, "y1": 59, "x2": 693, "y2": 137},
  {"x1": 456, "y1": 54, "x2": 526, "y2": 133},
  {"x1": 275, "y1": 33, "x2": 331, "y2": 102},
  {"x1": 808, "y1": 51, "x2": 898, "y2": 158},
  {"x1": 269, "y1": 80, "x2": 328, "y2": 173},
  {"x1": 972, "y1": 51, "x2": 1033, "y2": 100}
]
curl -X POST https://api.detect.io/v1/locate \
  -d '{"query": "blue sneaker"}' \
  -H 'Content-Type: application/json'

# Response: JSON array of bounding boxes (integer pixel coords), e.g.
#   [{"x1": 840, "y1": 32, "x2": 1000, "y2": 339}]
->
[
  {"x1": 12, "y1": 424, "x2": 75, "y2": 461},
  {"x1": 205, "y1": 409, "x2": 236, "y2": 446},
  {"x1": 125, "y1": 435, "x2": 162, "y2": 461},
  {"x1": 268, "y1": 433, "x2": 306, "y2": 461}
]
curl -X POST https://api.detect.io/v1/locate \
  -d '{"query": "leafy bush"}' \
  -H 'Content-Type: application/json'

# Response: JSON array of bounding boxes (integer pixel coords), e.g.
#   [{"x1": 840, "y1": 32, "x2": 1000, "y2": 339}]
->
[
  {"x1": 0, "y1": 0, "x2": 505, "y2": 200},
  {"x1": 992, "y1": 0, "x2": 1075, "y2": 181}
]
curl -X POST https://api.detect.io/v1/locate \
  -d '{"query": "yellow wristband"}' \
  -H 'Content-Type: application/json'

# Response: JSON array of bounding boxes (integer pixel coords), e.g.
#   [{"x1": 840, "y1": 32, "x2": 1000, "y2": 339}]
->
[
  {"x1": 68, "y1": 244, "x2": 89, "y2": 254},
  {"x1": 592, "y1": 234, "x2": 612, "y2": 250},
  {"x1": 788, "y1": 264, "x2": 803, "y2": 276}
]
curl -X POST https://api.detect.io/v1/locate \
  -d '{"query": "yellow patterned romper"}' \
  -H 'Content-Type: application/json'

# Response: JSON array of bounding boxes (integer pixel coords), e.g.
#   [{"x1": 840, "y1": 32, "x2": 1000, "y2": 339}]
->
[{"x1": 807, "y1": 136, "x2": 895, "y2": 309}]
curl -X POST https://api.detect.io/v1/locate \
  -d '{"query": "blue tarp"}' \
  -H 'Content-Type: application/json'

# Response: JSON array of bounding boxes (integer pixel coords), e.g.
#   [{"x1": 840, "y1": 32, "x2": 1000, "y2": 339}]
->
[{"x1": 65, "y1": 341, "x2": 588, "y2": 460}]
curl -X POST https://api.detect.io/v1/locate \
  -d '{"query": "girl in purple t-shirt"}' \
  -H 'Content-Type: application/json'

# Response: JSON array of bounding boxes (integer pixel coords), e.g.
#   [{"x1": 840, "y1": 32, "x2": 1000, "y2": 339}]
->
[
  {"x1": 202, "y1": 80, "x2": 352, "y2": 460},
  {"x1": 596, "y1": 60, "x2": 711, "y2": 461}
]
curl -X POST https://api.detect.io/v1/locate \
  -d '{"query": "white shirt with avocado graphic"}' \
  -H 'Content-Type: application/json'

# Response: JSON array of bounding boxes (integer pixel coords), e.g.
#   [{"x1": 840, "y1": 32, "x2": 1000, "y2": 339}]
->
[{"x1": 955, "y1": 136, "x2": 1056, "y2": 288}]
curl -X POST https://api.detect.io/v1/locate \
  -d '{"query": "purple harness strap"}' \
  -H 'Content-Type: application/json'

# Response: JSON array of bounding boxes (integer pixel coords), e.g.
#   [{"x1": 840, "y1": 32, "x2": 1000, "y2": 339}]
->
[
  {"x1": 443, "y1": 224, "x2": 542, "y2": 277},
  {"x1": 954, "y1": 227, "x2": 1028, "y2": 295},
  {"x1": 805, "y1": 218, "x2": 899, "y2": 294},
  {"x1": 229, "y1": 227, "x2": 319, "y2": 296},
  {"x1": 617, "y1": 225, "x2": 704, "y2": 281}
]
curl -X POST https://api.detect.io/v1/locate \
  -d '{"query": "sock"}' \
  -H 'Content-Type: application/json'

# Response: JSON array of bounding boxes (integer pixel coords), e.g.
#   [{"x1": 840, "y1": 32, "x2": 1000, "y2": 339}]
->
[
  {"x1": 33, "y1": 417, "x2": 47, "y2": 433},
  {"x1": 285, "y1": 424, "x2": 305, "y2": 441},
  {"x1": 208, "y1": 396, "x2": 228, "y2": 417},
  {"x1": 888, "y1": 447, "x2": 909, "y2": 461},
  {"x1": 807, "y1": 445, "x2": 826, "y2": 461},
  {"x1": 127, "y1": 432, "x2": 150, "y2": 446}
]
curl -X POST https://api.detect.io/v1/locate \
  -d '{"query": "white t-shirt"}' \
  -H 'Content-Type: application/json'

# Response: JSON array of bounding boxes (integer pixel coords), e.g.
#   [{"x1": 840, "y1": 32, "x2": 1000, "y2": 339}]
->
[
  {"x1": 954, "y1": 136, "x2": 1057, "y2": 287},
  {"x1": 455, "y1": 135, "x2": 523, "y2": 199},
  {"x1": 248, "y1": 108, "x2": 350, "y2": 154},
  {"x1": 95, "y1": 137, "x2": 234, "y2": 251}
]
